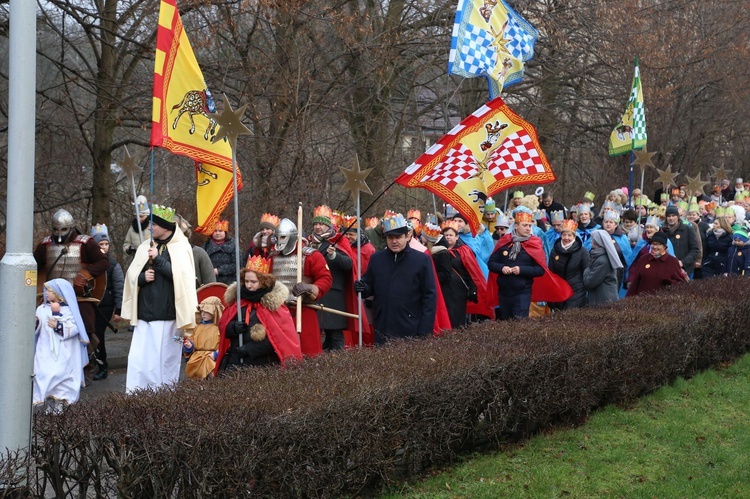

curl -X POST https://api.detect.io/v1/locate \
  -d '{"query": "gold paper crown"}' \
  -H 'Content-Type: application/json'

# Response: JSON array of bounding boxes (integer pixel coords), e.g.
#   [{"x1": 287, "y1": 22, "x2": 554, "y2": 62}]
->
[
  {"x1": 583, "y1": 191, "x2": 595, "y2": 202},
  {"x1": 382, "y1": 209, "x2": 399, "y2": 219},
  {"x1": 407, "y1": 209, "x2": 422, "y2": 221},
  {"x1": 260, "y1": 213, "x2": 280, "y2": 227},
  {"x1": 311, "y1": 205, "x2": 333, "y2": 226},
  {"x1": 514, "y1": 211, "x2": 534, "y2": 223},
  {"x1": 561, "y1": 219, "x2": 578, "y2": 233},
  {"x1": 91, "y1": 223, "x2": 108, "y2": 236},
  {"x1": 382, "y1": 213, "x2": 407, "y2": 233},
  {"x1": 513, "y1": 191, "x2": 524, "y2": 199},
  {"x1": 366, "y1": 217, "x2": 379, "y2": 229},
  {"x1": 342, "y1": 215, "x2": 359, "y2": 230},
  {"x1": 330, "y1": 211, "x2": 344, "y2": 228},
  {"x1": 151, "y1": 204, "x2": 175, "y2": 223},
  {"x1": 421, "y1": 222, "x2": 441, "y2": 241},
  {"x1": 214, "y1": 219, "x2": 229, "y2": 232},
  {"x1": 715, "y1": 206, "x2": 729, "y2": 217},
  {"x1": 441, "y1": 220, "x2": 462, "y2": 233},
  {"x1": 245, "y1": 255, "x2": 271, "y2": 274}
]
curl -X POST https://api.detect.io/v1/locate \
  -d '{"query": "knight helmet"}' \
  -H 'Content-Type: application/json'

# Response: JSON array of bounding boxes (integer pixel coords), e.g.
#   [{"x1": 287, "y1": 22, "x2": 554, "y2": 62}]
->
[
  {"x1": 51, "y1": 209, "x2": 75, "y2": 244},
  {"x1": 275, "y1": 218, "x2": 299, "y2": 256}
]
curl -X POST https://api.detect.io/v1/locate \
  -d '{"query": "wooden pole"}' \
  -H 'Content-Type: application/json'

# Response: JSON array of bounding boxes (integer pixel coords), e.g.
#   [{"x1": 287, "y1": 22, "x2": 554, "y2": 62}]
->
[{"x1": 296, "y1": 203, "x2": 303, "y2": 334}]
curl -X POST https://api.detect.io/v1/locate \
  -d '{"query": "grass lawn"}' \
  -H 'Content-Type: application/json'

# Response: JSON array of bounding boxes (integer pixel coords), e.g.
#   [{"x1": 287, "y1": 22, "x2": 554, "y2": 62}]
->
[{"x1": 385, "y1": 353, "x2": 750, "y2": 498}]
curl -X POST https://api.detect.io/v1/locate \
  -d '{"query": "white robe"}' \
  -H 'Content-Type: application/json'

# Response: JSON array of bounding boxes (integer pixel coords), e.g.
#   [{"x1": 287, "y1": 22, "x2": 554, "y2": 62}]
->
[{"x1": 33, "y1": 304, "x2": 88, "y2": 405}]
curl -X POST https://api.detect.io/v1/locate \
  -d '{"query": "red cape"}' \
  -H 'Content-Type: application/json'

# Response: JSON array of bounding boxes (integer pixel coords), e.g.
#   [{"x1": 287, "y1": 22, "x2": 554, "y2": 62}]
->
[
  {"x1": 424, "y1": 248, "x2": 452, "y2": 335},
  {"x1": 215, "y1": 298, "x2": 302, "y2": 375},
  {"x1": 455, "y1": 244, "x2": 494, "y2": 317},
  {"x1": 485, "y1": 234, "x2": 573, "y2": 312}
]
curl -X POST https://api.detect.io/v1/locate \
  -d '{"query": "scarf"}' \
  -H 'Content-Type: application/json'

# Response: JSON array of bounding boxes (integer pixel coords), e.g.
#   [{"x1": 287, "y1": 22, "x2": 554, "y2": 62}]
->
[
  {"x1": 560, "y1": 239, "x2": 575, "y2": 251},
  {"x1": 309, "y1": 229, "x2": 334, "y2": 247},
  {"x1": 713, "y1": 228, "x2": 726, "y2": 238},
  {"x1": 240, "y1": 285, "x2": 271, "y2": 303},
  {"x1": 508, "y1": 233, "x2": 531, "y2": 261}
]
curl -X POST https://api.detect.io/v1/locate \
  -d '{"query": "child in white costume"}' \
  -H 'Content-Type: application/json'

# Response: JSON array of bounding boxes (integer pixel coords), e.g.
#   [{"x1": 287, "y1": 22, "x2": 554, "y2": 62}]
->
[{"x1": 34, "y1": 278, "x2": 90, "y2": 411}]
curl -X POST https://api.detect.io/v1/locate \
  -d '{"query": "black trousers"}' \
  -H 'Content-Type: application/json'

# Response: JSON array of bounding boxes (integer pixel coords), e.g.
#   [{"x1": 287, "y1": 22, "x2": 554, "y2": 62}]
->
[{"x1": 94, "y1": 305, "x2": 114, "y2": 370}]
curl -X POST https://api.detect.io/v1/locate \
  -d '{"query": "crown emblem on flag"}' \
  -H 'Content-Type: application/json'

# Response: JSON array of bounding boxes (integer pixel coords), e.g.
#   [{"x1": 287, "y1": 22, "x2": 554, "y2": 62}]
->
[
  {"x1": 260, "y1": 213, "x2": 280, "y2": 228},
  {"x1": 245, "y1": 255, "x2": 271, "y2": 274},
  {"x1": 151, "y1": 204, "x2": 175, "y2": 223}
]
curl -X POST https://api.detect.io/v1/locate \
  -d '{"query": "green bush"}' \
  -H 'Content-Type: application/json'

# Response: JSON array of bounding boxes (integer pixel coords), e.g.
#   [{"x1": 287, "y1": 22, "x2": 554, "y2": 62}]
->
[{"x1": 3, "y1": 278, "x2": 750, "y2": 498}]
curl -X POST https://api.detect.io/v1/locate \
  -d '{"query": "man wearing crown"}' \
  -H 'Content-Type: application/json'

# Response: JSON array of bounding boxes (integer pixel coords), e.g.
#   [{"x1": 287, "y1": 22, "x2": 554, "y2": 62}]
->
[
  {"x1": 307, "y1": 205, "x2": 354, "y2": 351},
  {"x1": 487, "y1": 207, "x2": 572, "y2": 320},
  {"x1": 121, "y1": 204, "x2": 198, "y2": 393}
]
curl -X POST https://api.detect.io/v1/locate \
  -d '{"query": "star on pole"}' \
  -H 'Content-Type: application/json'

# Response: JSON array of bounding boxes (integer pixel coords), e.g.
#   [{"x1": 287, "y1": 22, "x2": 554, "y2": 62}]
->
[
  {"x1": 210, "y1": 94, "x2": 252, "y2": 151},
  {"x1": 684, "y1": 173, "x2": 709, "y2": 196},
  {"x1": 654, "y1": 164, "x2": 679, "y2": 190},
  {"x1": 631, "y1": 147, "x2": 656, "y2": 171},
  {"x1": 339, "y1": 157, "x2": 372, "y2": 196},
  {"x1": 711, "y1": 164, "x2": 732, "y2": 184},
  {"x1": 116, "y1": 146, "x2": 142, "y2": 183}
]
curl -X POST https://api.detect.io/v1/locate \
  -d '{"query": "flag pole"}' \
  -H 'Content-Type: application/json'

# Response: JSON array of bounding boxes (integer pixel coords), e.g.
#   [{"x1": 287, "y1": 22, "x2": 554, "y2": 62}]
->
[
  {"x1": 628, "y1": 151, "x2": 635, "y2": 207},
  {"x1": 356, "y1": 184, "x2": 363, "y2": 348},
  {"x1": 296, "y1": 203, "x2": 303, "y2": 335}
]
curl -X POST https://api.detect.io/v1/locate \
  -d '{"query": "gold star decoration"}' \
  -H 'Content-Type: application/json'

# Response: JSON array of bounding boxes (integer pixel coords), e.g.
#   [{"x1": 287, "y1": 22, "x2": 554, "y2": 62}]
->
[
  {"x1": 711, "y1": 164, "x2": 732, "y2": 184},
  {"x1": 210, "y1": 94, "x2": 252, "y2": 151},
  {"x1": 654, "y1": 164, "x2": 679, "y2": 189},
  {"x1": 631, "y1": 146, "x2": 656, "y2": 171},
  {"x1": 339, "y1": 156, "x2": 372, "y2": 196},
  {"x1": 116, "y1": 146, "x2": 142, "y2": 183},
  {"x1": 684, "y1": 173, "x2": 709, "y2": 196}
]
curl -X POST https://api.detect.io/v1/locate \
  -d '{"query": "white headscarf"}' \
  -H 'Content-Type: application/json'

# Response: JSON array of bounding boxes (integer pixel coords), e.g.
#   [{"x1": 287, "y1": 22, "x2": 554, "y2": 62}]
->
[
  {"x1": 590, "y1": 230, "x2": 624, "y2": 270},
  {"x1": 43, "y1": 278, "x2": 90, "y2": 345}
]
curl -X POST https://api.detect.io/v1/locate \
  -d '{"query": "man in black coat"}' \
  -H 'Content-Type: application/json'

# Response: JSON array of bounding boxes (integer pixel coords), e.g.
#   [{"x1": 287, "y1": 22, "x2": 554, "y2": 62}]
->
[{"x1": 355, "y1": 214, "x2": 436, "y2": 344}]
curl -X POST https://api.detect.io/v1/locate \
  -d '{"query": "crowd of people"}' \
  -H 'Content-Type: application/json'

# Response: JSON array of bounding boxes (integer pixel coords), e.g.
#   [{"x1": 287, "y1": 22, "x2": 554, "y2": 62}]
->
[{"x1": 31, "y1": 178, "x2": 750, "y2": 412}]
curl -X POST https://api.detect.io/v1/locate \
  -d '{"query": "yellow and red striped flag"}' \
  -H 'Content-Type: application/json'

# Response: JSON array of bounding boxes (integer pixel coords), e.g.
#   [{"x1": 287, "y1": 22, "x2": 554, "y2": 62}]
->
[
  {"x1": 151, "y1": 0, "x2": 242, "y2": 235},
  {"x1": 396, "y1": 97, "x2": 555, "y2": 235}
]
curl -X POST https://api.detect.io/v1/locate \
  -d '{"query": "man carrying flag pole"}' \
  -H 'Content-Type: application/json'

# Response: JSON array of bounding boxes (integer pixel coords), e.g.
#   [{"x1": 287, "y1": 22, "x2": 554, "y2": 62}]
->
[{"x1": 609, "y1": 58, "x2": 647, "y2": 206}]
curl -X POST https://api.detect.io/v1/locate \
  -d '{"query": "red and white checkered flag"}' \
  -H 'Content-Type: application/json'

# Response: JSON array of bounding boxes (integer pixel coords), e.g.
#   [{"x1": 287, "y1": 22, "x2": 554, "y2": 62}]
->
[{"x1": 397, "y1": 97, "x2": 556, "y2": 235}]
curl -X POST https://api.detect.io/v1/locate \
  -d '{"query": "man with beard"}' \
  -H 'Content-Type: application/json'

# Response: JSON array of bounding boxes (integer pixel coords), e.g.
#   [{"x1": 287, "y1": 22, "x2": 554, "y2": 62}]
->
[{"x1": 34, "y1": 208, "x2": 110, "y2": 384}]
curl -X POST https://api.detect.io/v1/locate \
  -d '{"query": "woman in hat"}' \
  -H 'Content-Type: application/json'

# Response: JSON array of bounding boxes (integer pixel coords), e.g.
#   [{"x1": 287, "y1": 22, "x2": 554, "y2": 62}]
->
[
  {"x1": 34, "y1": 279, "x2": 90, "y2": 413},
  {"x1": 243, "y1": 213, "x2": 279, "y2": 262},
  {"x1": 548, "y1": 220, "x2": 589, "y2": 310},
  {"x1": 216, "y1": 257, "x2": 302, "y2": 371},
  {"x1": 701, "y1": 217, "x2": 733, "y2": 278},
  {"x1": 576, "y1": 205, "x2": 600, "y2": 250},
  {"x1": 583, "y1": 230, "x2": 623, "y2": 306},
  {"x1": 203, "y1": 219, "x2": 238, "y2": 285},
  {"x1": 626, "y1": 232, "x2": 688, "y2": 296}
]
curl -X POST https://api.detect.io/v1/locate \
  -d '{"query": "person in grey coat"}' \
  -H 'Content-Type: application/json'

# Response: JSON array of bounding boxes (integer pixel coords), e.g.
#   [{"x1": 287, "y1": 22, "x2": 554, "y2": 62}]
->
[
  {"x1": 583, "y1": 229, "x2": 623, "y2": 306},
  {"x1": 175, "y1": 214, "x2": 216, "y2": 288}
]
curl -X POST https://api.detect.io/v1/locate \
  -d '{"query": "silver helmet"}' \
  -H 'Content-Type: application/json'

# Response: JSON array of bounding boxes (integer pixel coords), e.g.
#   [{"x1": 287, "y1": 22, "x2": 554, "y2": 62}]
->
[
  {"x1": 275, "y1": 218, "x2": 298, "y2": 256},
  {"x1": 51, "y1": 209, "x2": 75, "y2": 243}
]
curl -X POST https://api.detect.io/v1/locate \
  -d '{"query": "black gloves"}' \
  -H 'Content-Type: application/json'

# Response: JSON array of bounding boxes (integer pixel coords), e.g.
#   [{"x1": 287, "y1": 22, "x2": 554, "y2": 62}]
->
[
  {"x1": 292, "y1": 282, "x2": 314, "y2": 297},
  {"x1": 468, "y1": 289, "x2": 479, "y2": 303},
  {"x1": 353, "y1": 280, "x2": 367, "y2": 293},
  {"x1": 126, "y1": 246, "x2": 136, "y2": 255},
  {"x1": 234, "y1": 321, "x2": 250, "y2": 336}
]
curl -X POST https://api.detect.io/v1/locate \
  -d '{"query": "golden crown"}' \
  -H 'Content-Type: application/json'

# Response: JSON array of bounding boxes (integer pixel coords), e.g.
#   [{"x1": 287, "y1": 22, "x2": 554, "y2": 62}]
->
[
  {"x1": 561, "y1": 219, "x2": 578, "y2": 233},
  {"x1": 245, "y1": 255, "x2": 271, "y2": 274},
  {"x1": 343, "y1": 215, "x2": 359, "y2": 229},
  {"x1": 312, "y1": 205, "x2": 333, "y2": 225},
  {"x1": 260, "y1": 213, "x2": 280, "y2": 227},
  {"x1": 366, "y1": 217, "x2": 379, "y2": 229},
  {"x1": 441, "y1": 220, "x2": 462, "y2": 233},
  {"x1": 407, "y1": 209, "x2": 422, "y2": 221},
  {"x1": 514, "y1": 211, "x2": 534, "y2": 223},
  {"x1": 214, "y1": 219, "x2": 229, "y2": 232}
]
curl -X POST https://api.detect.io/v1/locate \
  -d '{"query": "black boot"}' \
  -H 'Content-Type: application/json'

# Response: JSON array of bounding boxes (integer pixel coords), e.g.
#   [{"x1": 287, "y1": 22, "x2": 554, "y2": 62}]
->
[{"x1": 93, "y1": 368, "x2": 108, "y2": 381}]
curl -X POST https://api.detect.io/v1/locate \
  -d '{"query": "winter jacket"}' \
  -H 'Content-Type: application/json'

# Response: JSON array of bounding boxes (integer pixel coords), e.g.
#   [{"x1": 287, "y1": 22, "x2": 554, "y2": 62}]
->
[
  {"x1": 548, "y1": 237, "x2": 589, "y2": 309},
  {"x1": 583, "y1": 247, "x2": 619, "y2": 306},
  {"x1": 203, "y1": 236, "x2": 237, "y2": 285}
]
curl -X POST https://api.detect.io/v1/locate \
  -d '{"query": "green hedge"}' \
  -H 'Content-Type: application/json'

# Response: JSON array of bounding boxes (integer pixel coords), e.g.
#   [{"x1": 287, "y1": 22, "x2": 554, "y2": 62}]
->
[{"x1": 3, "y1": 278, "x2": 749, "y2": 498}]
